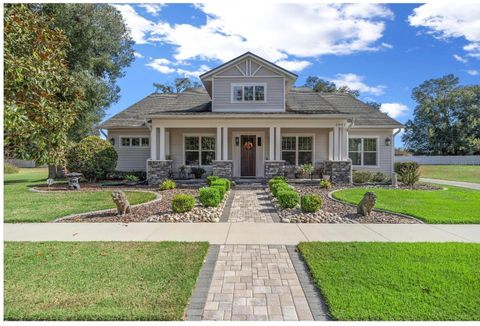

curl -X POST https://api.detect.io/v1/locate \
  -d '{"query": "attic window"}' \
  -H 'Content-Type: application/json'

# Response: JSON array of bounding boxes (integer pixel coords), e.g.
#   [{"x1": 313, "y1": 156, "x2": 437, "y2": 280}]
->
[{"x1": 232, "y1": 83, "x2": 266, "y2": 102}]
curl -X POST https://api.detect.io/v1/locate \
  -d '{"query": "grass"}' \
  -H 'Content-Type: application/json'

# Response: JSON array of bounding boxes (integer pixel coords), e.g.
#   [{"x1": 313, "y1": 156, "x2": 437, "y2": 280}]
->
[
  {"x1": 299, "y1": 242, "x2": 480, "y2": 321},
  {"x1": 4, "y1": 168, "x2": 156, "y2": 223},
  {"x1": 420, "y1": 165, "x2": 480, "y2": 183},
  {"x1": 332, "y1": 185, "x2": 480, "y2": 223},
  {"x1": 4, "y1": 242, "x2": 208, "y2": 320}
]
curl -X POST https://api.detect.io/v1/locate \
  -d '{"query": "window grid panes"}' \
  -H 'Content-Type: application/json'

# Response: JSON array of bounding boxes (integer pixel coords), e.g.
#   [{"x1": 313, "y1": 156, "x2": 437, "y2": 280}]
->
[
  {"x1": 281, "y1": 136, "x2": 313, "y2": 166},
  {"x1": 120, "y1": 137, "x2": 150, "y2": 147},
  {"x1": 185, "y1": 136, "x2": 216, "y2": 166},
  {"x1": 232, "y1": 84, "x2": 266, "y2": 102},
  {"x1": 348, "y1": 138, "x2": 377, "y2": 166}
]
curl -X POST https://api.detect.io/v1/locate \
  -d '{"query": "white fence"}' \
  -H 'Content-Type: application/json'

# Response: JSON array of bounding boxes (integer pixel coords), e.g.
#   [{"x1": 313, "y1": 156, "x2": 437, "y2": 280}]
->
[{"x1": 394, "y1": 155, "x2": 480, "y2": 165}]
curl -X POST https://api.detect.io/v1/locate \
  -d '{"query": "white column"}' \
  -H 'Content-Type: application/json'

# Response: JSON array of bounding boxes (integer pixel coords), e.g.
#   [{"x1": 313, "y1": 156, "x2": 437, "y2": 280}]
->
[
  {"x1": 216, "y1": 127, "x2": 222, "y2": 160},
  {"x1": 333, "y1": 126, "x2": 339, "y2": 161},
  {"x1": 269, "y1": 127, "x2": 275, "y2": 160},
  {"x1": 159, "y1": 126, "x2": 166, "y2": 160},
  {"x1": 222, "y1": 127, "x2": 228, "y2": 160},
  {"x1": 150, "y1": 126, "x2": 157, "y2": 160},
  {"x1": 328, "y1": 131, "x2": 333, "y2": 160},
  {"x1": 275, "y1": 127, "x2": 281, "y2": 160},
  {"x1": 342, "y1": 127, "x2": 349, "y2": 160}
]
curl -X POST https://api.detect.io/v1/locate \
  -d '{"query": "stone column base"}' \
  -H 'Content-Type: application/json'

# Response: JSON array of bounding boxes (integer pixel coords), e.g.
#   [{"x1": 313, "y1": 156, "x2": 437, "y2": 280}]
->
[
  {"x1": 147, "y1": 160, "x2": 173, "y2": 185},
  {"x1": 265, "y1": 160, "x2": 285, "y2": 179},
  {"x1": 212, "y1": 160, "x2": 233, "y2": 179},
  {"x1": 324, "y1": 160, "x2": 352, "y2": 184}
]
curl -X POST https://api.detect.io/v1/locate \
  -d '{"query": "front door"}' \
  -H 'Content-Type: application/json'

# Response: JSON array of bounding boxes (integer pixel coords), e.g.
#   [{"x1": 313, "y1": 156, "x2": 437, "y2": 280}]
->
[{"x1": 240, "y1": 135, "x2": 256, "y2": 177}]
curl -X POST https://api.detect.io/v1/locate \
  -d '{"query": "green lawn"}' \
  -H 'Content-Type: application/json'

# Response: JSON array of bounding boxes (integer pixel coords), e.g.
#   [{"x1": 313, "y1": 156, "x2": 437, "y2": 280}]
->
[
  {"x1": 299, "y1": 242, "x2": 480, "y2": 321},
  {"x1": 420, "y1": 165, "x2": 480, "y2": 183},
  {"x1": 332, "y1": 185, "x2": 480, "y2": 223},
  {"x1": 4, "y1": 168, "x2": 156, "y2": 223},
  {"x1": 4, "y1": 242, "x2": 208, "y2": 320}
]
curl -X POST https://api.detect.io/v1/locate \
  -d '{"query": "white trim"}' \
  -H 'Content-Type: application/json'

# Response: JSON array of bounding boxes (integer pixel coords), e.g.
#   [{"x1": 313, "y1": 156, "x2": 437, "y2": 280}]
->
[
  {"x1": 235, "y1": 64, "x2": 246, "y2": 76},
  {"x1": 231, "y1": 130, "x2": 266, "y2": 178},
  {"x1": 280, "y1": 133, "x2": 315, "y2": 166},
  {"x1": 119, "y1": 135, "x2": 150, "y2": 148},
  {"x1": 269, "y1": 127, "x2": 275, "y2": 161},
  {"x1": 212, "y1": 75, "x2": 284, "y2": 79},
  {"x1": 251, "y1": 64, "x2": 262, "y2": 76},
  {"x1": 148, "y1": 114, "x2": 351, "y2": 121},
  {"x1": 182, "y1": 133, "x2": 216, "y2": 167},
  {"x1": 230, "y1": 83, "x2": 267, "y2": 103},
  {"x1": 222, "y1": 127, "x2": 228, "y2": 160},
  {"x1": 159, "y1": 126, "x2": 166, "y2": 160},
  {"x1": 348, "y1": 135, "x2": 380, "y2": 168}
]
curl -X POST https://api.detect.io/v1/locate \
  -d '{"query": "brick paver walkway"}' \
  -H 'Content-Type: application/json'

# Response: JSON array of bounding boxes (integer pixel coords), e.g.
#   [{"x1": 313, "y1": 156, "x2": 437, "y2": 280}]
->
[
  {"x1": 201, "y1": 245, "x2": 314, "y2": 321},
  {"x1": 228, "y1": 190, "x2": 278, "y2": 223}
]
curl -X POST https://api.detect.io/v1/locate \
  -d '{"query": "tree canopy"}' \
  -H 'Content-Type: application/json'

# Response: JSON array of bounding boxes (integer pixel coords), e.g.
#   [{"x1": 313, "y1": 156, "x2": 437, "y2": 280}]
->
[
  {"x1": 303, "y1": 76, "x2": 360, "y2": 97},
  {"x1": 153, "y1": 78, "x2": 203, "y2": 94},
  {"x1": 402, "y1": 74, "x2": 480, "y2": 155}
]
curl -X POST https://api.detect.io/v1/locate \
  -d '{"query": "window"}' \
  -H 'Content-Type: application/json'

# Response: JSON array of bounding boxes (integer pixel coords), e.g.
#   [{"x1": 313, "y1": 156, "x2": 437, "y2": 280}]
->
[
  {"x1": 281, "y1": 136, "x2": 313, "y2": 165},
  {"x1": 231, "y1": 84, "x2": 266, "y2": 102},
  {"x1": 349, "y1": 138, "x2": 377, "y2": 166},
  {"x1": 120, "y1": 137, "x2": 149, "y2": 148},
  {"x1": 184, "y1": 135, "x2": 216, "y2": 166}
]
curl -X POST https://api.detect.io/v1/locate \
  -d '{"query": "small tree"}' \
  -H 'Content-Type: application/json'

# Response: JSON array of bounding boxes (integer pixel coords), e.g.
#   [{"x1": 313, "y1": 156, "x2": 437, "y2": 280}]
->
[
  {"x1": 66, "y1": 136, "x2": 117, "y2": 182},
  {"x1": 394, "y1": 162, "x2": 420, "y2": 187}
]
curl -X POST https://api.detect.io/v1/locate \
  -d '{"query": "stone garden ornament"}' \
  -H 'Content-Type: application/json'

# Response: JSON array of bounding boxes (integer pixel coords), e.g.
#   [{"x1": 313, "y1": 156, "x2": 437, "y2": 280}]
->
[
  {"x1": 111, "y1": 190, "x2": 131, "y2": 215},
  {"x1": 65, "y1": 172, "x2": 82, "y2": 190},
  {"x1": 357, "y1": 191, "x2": 377, "y2": 216}
]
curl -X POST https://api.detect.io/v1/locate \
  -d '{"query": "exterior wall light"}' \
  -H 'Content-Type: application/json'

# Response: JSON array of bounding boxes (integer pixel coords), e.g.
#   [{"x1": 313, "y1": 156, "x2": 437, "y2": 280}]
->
[
  {"x1": 385, "y1": 137, "x2": 391, "y2": 146},
  {"x1": 235, "y1": 137, "x2": 240, "y2": 146}
]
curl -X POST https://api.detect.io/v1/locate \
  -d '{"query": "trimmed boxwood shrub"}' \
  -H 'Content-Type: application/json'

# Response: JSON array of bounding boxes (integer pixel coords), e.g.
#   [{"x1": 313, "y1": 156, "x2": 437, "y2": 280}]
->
[
  {"x1": 211, "y1": 178, "x2": 230, "y2": 192},
  {"x1": 277, "y1": 190, "x2": 299, "y2": 209},
  {"x1": 160, "y1": 179, "x2": 176, "y2": 190},
  {"x1": 271, "y1": 182, "x2": 290, "y2": 197},
  {"x1": 199, "y1": 187, "x2": 222, "y2": 207},
  {"x1": 66, "y1": 136, "x2": 118, "y2": 182},
  {"x1": 300, "y1": 195, "x2": 322, "y2": 213},
  {"x1": 172, "y1": 194, "x2": 195, "y2": 213},
  {"x1": 211, "y1": 185, "x2": 226, "y2": 199},
  {"x1": 206, "y1": 175, "x2": 219, "y2": 186},
  {"x1": 268, "y1": 178, "x2": 285, "y2": 190},
  {"x1": 394, "y1": 162, "x2": 420, "y2": 186}
]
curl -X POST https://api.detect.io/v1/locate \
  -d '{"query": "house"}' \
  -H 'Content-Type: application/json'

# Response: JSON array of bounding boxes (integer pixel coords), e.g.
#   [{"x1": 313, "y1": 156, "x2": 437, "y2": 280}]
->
[{"x1": 101, "y1": 52, "x2": 402, "y2": 184}]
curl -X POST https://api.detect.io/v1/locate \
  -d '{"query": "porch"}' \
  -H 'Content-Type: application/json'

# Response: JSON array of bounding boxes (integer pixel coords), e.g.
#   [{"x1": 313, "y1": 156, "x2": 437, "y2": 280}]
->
[{"x1": 147, "y1": 118, "x2": 353, "y2": 184}]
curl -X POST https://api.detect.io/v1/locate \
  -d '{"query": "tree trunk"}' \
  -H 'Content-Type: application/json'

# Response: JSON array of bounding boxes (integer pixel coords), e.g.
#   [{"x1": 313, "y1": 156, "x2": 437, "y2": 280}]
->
[{"x1": 48, "y1": 164, "x2": 57, "y2": 179}]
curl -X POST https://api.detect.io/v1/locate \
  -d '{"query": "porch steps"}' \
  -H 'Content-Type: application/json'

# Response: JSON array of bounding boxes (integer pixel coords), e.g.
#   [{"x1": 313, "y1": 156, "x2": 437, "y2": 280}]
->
[{"x1": 233, "y1": 178, "x2": 266, "y2": 189}]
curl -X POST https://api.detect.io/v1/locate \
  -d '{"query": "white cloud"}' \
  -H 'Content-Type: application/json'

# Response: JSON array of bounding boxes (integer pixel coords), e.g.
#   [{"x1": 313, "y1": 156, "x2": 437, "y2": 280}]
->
[
  {"x1": 113, "y1": 4, "x2": 156, "y2": 44},
  {"x1": 328, "y1": 73, "x2": 385, "y2": 96},
  {"x1": 466, "y1": 69, "x2": 479, "y2": 76},
  {"x1": 177, "y1": 65, "x2": 210, "y2": 78},
  {"x1": 146, "y1": 58, "x2": 209, "y2": 77},
  {"x1": 380, "y1": 103, "x2": 409, "y2": 119},
  {"x1": 139, "y1": 4, "x2": 163, "y2": 16},
  {"x1": 453, "y1": 54, "x2": 467, "y2": 63},
  {"x1": 409, "y1": 4, "x2": 480, "y2": 59},
  {"x1": 146, "y1": 58, "x2": 175, "y2": 74},
  {"x1": 381, "y1": 42, "x2": 393, "y2": 49},
  {"x1": 134, "y1": 52, "x2": 144, "y2": 58},
  {"x1": 275, "y1": 60, "x2": 311, "y2": 72}
]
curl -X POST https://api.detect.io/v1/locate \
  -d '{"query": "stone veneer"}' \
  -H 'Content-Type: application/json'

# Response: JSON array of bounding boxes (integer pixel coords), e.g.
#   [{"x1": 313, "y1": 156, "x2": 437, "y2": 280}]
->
[
  {"x1": 324, "y1": 160, "x2": 352, "y2": 184},
  {"x1": 147, "y1": 160, "x2": 173, "y2": 185},
  {"x1": 212, "y1": 160, "x2": 233, "y2": 179},
  {"x1": 265, "y1": 160, "x2": 285, "y2": 179}
]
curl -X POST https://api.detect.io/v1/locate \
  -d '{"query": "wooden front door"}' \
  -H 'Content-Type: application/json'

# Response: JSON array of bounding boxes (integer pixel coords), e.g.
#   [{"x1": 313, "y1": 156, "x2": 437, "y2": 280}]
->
[{"x1": 241, "y1": 135, "x2": 256, "y2": 177}]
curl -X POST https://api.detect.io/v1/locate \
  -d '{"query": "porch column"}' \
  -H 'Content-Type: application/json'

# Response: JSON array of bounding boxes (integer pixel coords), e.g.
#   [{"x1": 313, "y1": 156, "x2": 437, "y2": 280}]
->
[
  {"x1": 333, "y1": 126, "x2": 339, "y2": 160},
  {"x1": 269, "y1": 127, "x2": 275, "y2": 160},
  {"x1": 159, "y1": 126, "x2": 166, "y2": 160},
  {"x1": 341, "y1": 127, "x2": 349, "y2": 160},
  {"x1": 216, "y1": 127, "x2": 222, "y2": 160},
  {"x1": 275, "y1": 127, "x2": 281, "y2": 160},
  {"x1": 328, "y1": 131, "x2": 334, "y2": 160},
  {"x1": 222, "y1": 127, "x2": 228, "y2": 160},
  {"x1": 150, "y1": 126, "x2": 157, "y2": 160}
]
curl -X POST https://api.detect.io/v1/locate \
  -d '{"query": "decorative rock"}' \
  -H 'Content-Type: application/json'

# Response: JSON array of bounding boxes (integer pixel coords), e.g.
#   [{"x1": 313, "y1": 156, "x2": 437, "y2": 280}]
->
[
  {"x1": 111, "y1": 190, "x2": 131, "y2": 215},
  {"x1": 357, "y1": 191, "x2": 377, "y2": 216}
]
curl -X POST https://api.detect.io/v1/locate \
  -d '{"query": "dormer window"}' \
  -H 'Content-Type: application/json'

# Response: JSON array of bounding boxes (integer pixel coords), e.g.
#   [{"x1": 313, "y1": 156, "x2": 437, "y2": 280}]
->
[{"x1": 231, "y1": 83, "x2": 266, "y2": 103}]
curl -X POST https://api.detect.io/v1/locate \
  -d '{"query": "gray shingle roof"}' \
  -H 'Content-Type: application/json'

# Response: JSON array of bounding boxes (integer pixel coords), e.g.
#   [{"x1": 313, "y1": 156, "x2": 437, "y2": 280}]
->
[{"x1": 100, "y1": 88, "x2": 402, "y2": 129}]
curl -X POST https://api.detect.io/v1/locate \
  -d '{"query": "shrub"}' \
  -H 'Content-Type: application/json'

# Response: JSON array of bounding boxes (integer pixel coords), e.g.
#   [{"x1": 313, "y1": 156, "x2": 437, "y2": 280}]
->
[
  {"x1": 211, "y1": 178, "x2": 230, "y2": 192},
  {"x1": 190, "y1": 166, "x2": 205, "y2": 179},
  {"x1": 352, "y1": 170, "x2": 373, "y2": 184},
  {"x1": 66, "y1": 136, "x2": 117, "y2": 182},
  {"x1": 211, "y1": 185, "x2": 226, "y2": 199},
  {"x1": 319, "y1": 179, "x2": 332, "y2": 189},
  {"x1": 4, "y1": 163, "x2": 19, "y2": 174},
  {"x1": 372, "y1": 172, "x2": 389, "y2": 183},
  {"x1": 394, "y1": 162, "x2": 420, "y2": 187},
  {"x1": 271, "y1": 176, "x2": 286, "y2": 182},
  {"x1": 160, "y1": 179, "x2": 176, "y2": 190},
  {"x1": 172, "y1": 194, "x2": 195, "y2": 213},
  {"x1": 206, "y1": 175, "x2": 219, "y2": 186},
  {"x1": 125, "y1": 174, "x2": 139, "y2": 182},
  {"x1": 268, "y1": 178, "x2": 285, "y2": 190},
  {"x1": 107, "y1": 170, "x2": 146, "y2": 181},
  {"x1": 199, "y1": 187, "x2": 222, "y2": 207},
  {"x1": 271, "y1": 182, "x2": 290, "y2": 197},
  {"x1": 277, "y1": 190, "x2": 300, "y2": 209},
  {"x1": 300, "y1": 195, "x2": 322, "y2": 213}
]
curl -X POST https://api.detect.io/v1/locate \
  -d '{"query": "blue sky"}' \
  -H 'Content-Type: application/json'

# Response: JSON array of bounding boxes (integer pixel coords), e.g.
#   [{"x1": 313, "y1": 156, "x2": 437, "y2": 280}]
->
[{"x1": 109, "y1": 3, "x2": 480, "y2": 146}]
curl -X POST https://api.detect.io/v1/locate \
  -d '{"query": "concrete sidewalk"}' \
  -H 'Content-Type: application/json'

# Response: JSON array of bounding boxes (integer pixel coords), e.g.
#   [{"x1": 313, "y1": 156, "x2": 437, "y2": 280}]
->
[
  {"x1": 4, "y1": 223, "x2": 480, "y2": 243},
  {"x1": 421, "y1": 178, "x2": 480, "y2": 190}
]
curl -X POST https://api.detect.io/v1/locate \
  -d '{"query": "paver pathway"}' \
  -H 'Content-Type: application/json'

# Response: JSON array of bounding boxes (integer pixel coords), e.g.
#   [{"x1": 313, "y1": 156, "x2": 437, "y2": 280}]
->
[
  {"x1": 228, "y1": 189, "x2": 279, "y2": 223},
  {"x1": 420, "y1": 178, "x2": 480, "y2": 190},
  {"x1": 201, "y1": 245, "x2": 314, "y2": 321}
]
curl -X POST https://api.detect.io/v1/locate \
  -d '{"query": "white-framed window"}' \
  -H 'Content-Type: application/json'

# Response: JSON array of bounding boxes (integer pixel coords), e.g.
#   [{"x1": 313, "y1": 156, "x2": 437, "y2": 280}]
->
[
  {"x1": 120, "y1": 136, "x2": 149, "y2": 147},
  {"x1": 231, "y1": 83, "x2": 266, "y2": 102},
  {"x1": 184, "y1": 135, "x2": 216, "y2": 166},
  {"x1": 281, "y1": 135, "x2": 314, "y2": 166},
  {"x1": 349, "y1": 137, "x2": 377, "y2": 166}
]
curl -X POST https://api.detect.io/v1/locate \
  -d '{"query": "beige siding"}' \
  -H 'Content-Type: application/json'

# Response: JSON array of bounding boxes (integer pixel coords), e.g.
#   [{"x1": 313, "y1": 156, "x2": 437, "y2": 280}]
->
[
  {"x1": 108, "y1": 128, "x2": 150, "y2": 171},
  {"x1": 349, "y1": 129, "x2": 394, "y2": 175}
]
